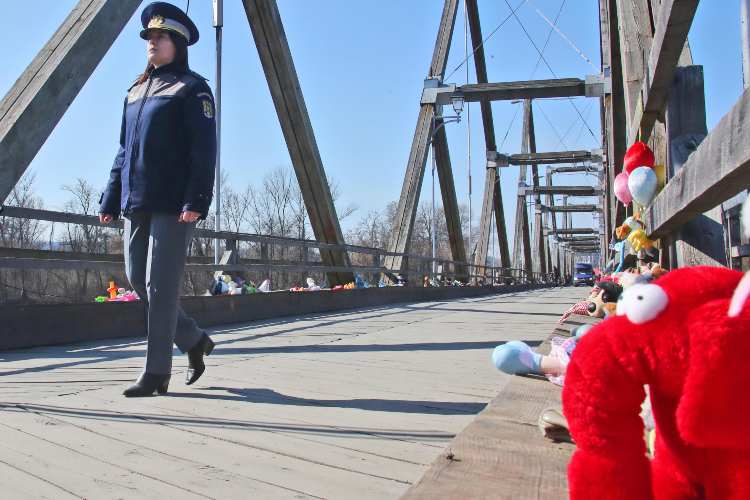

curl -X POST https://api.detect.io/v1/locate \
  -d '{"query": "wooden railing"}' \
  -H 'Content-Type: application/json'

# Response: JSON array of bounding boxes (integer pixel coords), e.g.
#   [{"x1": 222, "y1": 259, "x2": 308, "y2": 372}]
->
[
  {"x1": 0, "y1": 205, "x2": 559, "y2": 288},
  {"x1": 600, "y1": 0, "x2": 749, "y2": 268}
]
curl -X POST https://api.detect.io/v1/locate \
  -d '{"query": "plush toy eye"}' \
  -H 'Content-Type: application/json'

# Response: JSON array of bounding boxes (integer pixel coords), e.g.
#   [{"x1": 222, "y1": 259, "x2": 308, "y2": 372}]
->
[{"x1": 616, "y1": 284, "x2": 668, "y2": 324}]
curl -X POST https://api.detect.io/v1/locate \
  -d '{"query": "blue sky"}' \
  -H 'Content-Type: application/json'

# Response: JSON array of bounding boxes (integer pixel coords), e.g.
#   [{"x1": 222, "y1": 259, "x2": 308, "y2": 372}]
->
[{"x1": 0, "y1": 1, "x2": 744, "y2": 249}]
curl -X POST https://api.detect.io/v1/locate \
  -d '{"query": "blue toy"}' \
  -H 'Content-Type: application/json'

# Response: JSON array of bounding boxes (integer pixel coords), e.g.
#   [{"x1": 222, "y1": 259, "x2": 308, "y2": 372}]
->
[{"x1": 491, "y1": 341, "x2": 542, "y2": 375}]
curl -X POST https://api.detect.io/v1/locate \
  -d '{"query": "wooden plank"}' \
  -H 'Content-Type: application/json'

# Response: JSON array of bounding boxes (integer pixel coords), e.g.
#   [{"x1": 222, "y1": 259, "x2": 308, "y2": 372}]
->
[
  {"x1": 551, "y1": 165, "x2": 601, "y2": 173},
  {"x1": 509, "y1": 150, "x2": 597, "y2": 165},
  {"x1": 553, "y1": 228, "x2": 599, "y2": 235},
  {"x1": 0, "y1": 287, "x2": 578, "y2": 498},
  {"x1": 0, "y1": 0, "x2": 142, "y2": 205},
  {"x1": 532, "y1": 186, "x2": 600, "y2": 197},
  {"x1": 467, "y1": 0, "x2": 510, "y2": 273},
  {"x1": 0, "y1": 256, "x2": 385, "y2": 275},
  {"x1": 647, "y1": 86, "x2": 750, "y2": 239},
  {"x1": 660, "y1": 66, "x2": 726, "y2": 266},
  {"x1": 458, "y1": 78, "x2": 587, "y2": 102},
  {"x1": 404, "y1": 318, "x2": 590, "y2": 499},
  {"x1": 558, "y1": 235, "x2": 600, "y2": 241},
  {"x1": 433, "y1": 120, "x2": 469, "y2": 280},
  {"x1": 0, "y1": 205, "x2": 390, "y2": 257},
  {"x1": 543, "y1": 204, "x2": 600, "y2": 213},
  {"x1": 384, "y1": 0, "x2": 459, "y2": 276},
  {"x1": 629, "y1": 0, "x2": 700, "y2": 144},
  {"x1": 241, "y1": 0, "x2": 352, "y2": 286}
]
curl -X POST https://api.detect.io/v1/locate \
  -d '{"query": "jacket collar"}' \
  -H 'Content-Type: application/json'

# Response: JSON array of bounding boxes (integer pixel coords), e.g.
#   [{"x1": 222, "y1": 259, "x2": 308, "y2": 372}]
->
[{"x1": 151, "y1": 61, "x2": 185, "y2": 77}]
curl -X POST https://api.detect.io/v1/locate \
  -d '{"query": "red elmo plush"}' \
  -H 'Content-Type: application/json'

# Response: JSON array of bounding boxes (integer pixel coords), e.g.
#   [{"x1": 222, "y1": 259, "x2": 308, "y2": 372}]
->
[
  {"x1": 623, "y1": 141, "x2": 655, "y2": 174},
  {"x1": 563, "y1": 266, "x2": 750, "y2": 499}
]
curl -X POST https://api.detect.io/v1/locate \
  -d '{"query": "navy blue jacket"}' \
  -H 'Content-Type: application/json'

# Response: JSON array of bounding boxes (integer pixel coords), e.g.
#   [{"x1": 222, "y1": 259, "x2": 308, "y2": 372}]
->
[{"x1": 99, "y1": 63, "x2": 216, "y2": 220}]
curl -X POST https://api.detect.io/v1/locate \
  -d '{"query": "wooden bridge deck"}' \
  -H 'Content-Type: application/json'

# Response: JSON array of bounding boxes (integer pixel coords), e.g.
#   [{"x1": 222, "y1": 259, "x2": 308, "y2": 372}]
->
[{"x1": 0, "y1": 287, "x2": 582, "y2": 499}]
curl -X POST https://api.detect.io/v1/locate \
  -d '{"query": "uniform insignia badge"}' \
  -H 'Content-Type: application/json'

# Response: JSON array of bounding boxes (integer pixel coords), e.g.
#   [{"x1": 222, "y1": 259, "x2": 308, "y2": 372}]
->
[{"x1": 202, "y1": 99, "x2": 214, "y2": 119}]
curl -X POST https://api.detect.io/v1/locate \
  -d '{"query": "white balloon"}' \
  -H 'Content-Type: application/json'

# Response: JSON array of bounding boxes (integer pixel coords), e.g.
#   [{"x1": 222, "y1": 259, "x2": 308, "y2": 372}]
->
[{"x1": 627, "y1": 166, "x2": 658, "y2": 206}]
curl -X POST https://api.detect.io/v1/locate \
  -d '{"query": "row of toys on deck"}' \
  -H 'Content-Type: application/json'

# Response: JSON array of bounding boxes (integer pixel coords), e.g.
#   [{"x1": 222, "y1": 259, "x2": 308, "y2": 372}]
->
[
  {"x1": 490, "y1": 141, "x2": 750, "y2": 498},
  {"x1": 94, "y1": 269, "x2": 477, "y2": 302},
  {"x1": 93, "y1": 272, "x2": 425, "y2": 302}
]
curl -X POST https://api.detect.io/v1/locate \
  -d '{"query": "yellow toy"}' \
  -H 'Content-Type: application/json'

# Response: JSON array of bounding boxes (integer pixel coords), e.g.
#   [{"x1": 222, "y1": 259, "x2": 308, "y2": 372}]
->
[{"x1": 627, "y1": 229, "x2": 654, "y2": 252}]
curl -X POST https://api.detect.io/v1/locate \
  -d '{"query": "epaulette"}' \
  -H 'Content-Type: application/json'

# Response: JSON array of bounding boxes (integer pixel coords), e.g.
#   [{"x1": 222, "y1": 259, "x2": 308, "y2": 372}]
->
[{"x1": 185, "y1": 69, "x2": 209, "y2": 82}]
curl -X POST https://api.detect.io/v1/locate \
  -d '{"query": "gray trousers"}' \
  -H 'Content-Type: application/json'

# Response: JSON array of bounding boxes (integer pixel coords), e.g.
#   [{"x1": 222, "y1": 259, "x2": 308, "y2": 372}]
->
[{"x1": 124, "y1": 212, "x2": 203, "y2": 375}]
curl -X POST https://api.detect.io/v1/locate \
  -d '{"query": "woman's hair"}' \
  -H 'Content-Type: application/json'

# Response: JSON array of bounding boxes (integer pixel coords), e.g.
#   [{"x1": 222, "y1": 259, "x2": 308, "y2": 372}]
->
[{"x1": 134, "y1": 32, "x2": 189, "y2": 85}]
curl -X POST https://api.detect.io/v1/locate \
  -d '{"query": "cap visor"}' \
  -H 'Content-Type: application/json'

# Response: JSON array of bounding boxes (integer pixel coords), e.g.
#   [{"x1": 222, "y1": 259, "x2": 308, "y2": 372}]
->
[{"x1": 140, "y1": 27, "x2": 188, "y2": 43}]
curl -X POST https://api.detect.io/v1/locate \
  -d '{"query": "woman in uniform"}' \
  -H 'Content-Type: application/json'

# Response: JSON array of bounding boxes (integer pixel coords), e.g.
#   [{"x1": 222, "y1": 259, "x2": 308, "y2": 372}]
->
[{"x1": 99, "y1": 2, "x2": 216, "y2": 397}]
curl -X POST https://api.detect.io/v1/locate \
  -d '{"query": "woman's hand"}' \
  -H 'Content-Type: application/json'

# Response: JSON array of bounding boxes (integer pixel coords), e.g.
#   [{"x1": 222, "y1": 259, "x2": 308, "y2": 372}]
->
[
  {"x1": 179, "y1": 210, "x2": 201, "y2": 223},
  {"x1": 100, "y1": 214, "x2": 114, "y2": 224}
]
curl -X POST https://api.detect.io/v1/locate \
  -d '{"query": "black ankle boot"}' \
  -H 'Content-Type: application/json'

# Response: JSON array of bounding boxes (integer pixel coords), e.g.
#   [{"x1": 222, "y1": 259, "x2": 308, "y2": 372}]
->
[
  {"x1": 186, "y1": 333, "x2": 215, "y2": 385},
  {"x1": 123, "y1": 373, "x2": 170, "y2": 397}
]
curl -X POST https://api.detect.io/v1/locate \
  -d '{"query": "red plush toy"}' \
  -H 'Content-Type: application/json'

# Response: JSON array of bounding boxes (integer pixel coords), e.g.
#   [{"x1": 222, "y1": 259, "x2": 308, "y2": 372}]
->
[{"x1": 563, "y1": 266, "x2": 750, "y2": 499}]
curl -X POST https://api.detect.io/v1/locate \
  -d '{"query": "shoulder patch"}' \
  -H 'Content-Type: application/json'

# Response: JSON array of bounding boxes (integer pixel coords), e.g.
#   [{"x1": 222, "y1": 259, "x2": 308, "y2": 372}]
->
[{"x1": 200, "y1": 97, "x2": 214, "y2": 119}]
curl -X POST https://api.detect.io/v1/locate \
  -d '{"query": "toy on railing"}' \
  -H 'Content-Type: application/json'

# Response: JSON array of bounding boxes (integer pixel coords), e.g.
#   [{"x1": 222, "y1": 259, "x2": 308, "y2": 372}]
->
[
  {"x1": 290, "y1": 278, "x2": 322, "y2": 292},
  {"x1": 307, "y1": 278, "x2": 321, "y2": 291},
  {"x1": 95, "y1": 282, "x2": 140, "y2": 303},
  {"x1": 211, "y1": 274, "x2": 269, "y2": 295}
]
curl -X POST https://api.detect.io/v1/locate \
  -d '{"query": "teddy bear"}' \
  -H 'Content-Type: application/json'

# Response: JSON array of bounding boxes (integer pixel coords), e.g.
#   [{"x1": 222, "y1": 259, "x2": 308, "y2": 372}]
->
[{"x1": 563, "y1": 266, "x2": 750, "y2": 499}]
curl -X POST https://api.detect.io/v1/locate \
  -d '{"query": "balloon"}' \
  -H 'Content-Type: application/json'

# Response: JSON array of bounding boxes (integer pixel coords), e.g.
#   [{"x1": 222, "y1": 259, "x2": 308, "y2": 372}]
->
[
  {"x1": 623, "y1": 141, "x2": 655, "y2": 174},
  {"x1": 614, "y1": 172, "x2": 632, "y2": 205},
  {"x1": 628, "y1": 166, "x2": 658, "y2": 206}
]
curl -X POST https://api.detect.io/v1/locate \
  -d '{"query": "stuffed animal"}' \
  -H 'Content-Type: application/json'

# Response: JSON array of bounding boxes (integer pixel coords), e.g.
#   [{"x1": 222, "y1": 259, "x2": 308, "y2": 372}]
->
[
  {"x1": 616, "y1": 216, "x2": 645, "y2": 240},
  {"x1": 563, "y1": 266, "x2": 750, "y2": 499},
  {"x1": 627, "y1": 228, "x2": 655, "y2": 253},
  {"x1": 587, "y1": 281, "x2": 623, "y2": 318}
]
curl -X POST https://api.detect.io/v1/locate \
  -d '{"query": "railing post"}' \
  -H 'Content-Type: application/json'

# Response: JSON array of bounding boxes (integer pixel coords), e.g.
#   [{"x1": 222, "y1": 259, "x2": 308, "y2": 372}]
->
[
  {"x1": 372, "y1": 251, "x2": 381, "y2": 285},
  {"x1": 260, "y1": 242, "x2": 270, "y2": 283}
]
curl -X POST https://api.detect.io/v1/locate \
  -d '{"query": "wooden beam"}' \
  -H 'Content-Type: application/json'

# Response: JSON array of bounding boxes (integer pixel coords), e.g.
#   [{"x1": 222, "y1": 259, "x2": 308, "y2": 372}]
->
[
  {"x1": 433, "y1": 119, "x2": 469, "y2": 280},
  {"x1": 616, "y1": 0, "x2": 653, "y2": 133},
  {"x1": 531, "y1": 186, "x2": 600, "y2": 197},
  {"x1": 509, "y1": 150, "x2": 598, "y2": 165},
  {"x1": 524, "y1": 100, "x2": 547, "y2": 275},
  {"x1": 543, "y1": 204, "x2": 600, "y2": 213},
  {"x1": 558, "y1": 238, "x2": 601, "y2": 244},
  {"x1": 242, "y1": 0, "x2": 352, "y2": 286},
  {"x1": 647, "y1": 85, "x2": 750, "y2": 239},
  {"x1": 458, "y1": 78, "x2": 587, "y2": 102},
  {"x1": 384, "y1": 0, "x2": 459, "y2": 276},
  {"x1": 600, "y1": 0, "x2": 628, "y2": 247},
  {"x1": 550, "y1": 166, "x2": 601, "y2": 174},
  {"x1": 512, "y1": 102, "x2": 534, "y2": 277},
  {"x1": 0, "y1": 0, "x2": 143, "y2": 205},
  {"x1": 647, "y1": 66, "x2": 726, "y2": 268},
  {"x1": 629, "y1": 0, "x2": 699, "y2": 144},
  {"x1": 553, "y1": 228, "x2": 599, "y2": 235},
  {"x1": 545, "y1": 170, "x2": 558, "y2": 277},
  {"x1": 467, "y1": 0, "x2": 510, "y2": 273}
]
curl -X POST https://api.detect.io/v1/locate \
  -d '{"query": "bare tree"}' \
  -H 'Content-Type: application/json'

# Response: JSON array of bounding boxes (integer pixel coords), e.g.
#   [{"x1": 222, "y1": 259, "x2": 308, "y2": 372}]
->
[{"x1": 0, "y1": 172, "x2": 46, "y2": 249}]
